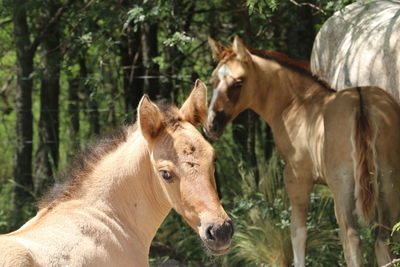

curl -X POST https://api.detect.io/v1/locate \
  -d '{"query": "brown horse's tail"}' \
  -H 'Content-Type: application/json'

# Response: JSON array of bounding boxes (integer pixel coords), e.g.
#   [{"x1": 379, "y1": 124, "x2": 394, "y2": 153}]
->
[{"x1": 352, "y1": 88, "x2": 378, "y2": 224}]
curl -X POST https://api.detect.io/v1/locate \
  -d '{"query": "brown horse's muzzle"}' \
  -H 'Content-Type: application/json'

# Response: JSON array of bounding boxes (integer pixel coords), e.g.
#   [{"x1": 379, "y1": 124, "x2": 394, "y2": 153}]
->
[
  {"x1": 201, "y1": 219, "x2": 234, "y2": 255},
  {"x1": 204, "y1": 110, "x2": 231, "y2": 140}
]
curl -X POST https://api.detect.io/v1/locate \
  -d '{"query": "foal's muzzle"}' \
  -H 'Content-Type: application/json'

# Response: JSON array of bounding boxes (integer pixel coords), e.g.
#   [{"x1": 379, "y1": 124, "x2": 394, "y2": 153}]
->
[{"x1": 201, "y1": 219, "x2": 234, "y2": 255}]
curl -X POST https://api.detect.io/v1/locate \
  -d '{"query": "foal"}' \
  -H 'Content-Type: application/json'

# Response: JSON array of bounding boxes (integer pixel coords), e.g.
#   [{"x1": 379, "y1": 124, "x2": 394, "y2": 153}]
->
[
  {"x1": 205, "y1": 36, "x2": 400, "y2": 267},
  {"x1": 0, "y1": 80, "x2": 233, "y2": 266}
]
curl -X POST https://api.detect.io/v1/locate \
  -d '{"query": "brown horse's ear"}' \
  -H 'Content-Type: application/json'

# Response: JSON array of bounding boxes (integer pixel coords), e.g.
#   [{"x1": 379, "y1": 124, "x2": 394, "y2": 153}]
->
[
  {"x1": 208, "y1": 36, "x2": 225, "y2": 61},
  {"x1": 180, "y1": 79, "x2": 208, "y2": 126},
  {"x1": 232, "y1": 35, "x2": 252, "y2": 62},
  {"x1": 137, "y1": 95, "x2": 164, "y2": 142}
]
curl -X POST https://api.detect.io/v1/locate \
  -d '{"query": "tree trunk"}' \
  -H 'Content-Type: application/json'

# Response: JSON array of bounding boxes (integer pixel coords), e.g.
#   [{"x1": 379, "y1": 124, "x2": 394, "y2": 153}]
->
[
  {"x1": 120, "y1": 26, "x2": 144, "y2": 121},
  {"x1": 12, "y1": 0, "x2": 35, "y2": 229},
  {"x1": 141, "y1": 22, "x2": 160, "y2": 100},
  {"x1": 162, "y1": 37, "x2": 181, "y2": 101},
  {"x1": 79, "y1": 55, "x2": 100, "y2": 136},
  {"x1": 67, "y1": 76, "x2": 80, "y2": 159},
  {"x1": 34, "y1": 1, "x2": 61, "y2": 195},
  {"x1": 163, "y1": 1, "x2": 195, "y2": 102},
  {"x1": 286, "y1": 4, "x2": 315, "y2": 59}
]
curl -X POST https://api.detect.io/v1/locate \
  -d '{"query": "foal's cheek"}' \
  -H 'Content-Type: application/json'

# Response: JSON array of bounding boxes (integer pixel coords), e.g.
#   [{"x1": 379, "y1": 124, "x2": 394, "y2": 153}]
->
[{"x1": 174, "y1": 190, "x2": 201, "y2": 229}]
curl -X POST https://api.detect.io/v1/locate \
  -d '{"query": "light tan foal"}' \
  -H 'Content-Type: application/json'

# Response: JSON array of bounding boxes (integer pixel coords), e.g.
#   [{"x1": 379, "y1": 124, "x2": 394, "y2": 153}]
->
[{"x1": 0, "y1": 80, "x2": 233, "y2": 267}]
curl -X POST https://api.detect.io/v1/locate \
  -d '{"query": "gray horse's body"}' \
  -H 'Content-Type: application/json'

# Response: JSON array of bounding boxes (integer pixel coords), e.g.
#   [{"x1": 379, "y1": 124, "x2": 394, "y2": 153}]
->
[{"x1": 311, "y1": 0, "x2": 400, "y2": 100}]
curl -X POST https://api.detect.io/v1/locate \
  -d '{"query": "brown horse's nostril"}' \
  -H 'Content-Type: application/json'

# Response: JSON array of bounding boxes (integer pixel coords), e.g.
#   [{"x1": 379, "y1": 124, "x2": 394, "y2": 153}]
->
[{"x1": 210, "y1": 123, "x2": 219, "y2": 133}]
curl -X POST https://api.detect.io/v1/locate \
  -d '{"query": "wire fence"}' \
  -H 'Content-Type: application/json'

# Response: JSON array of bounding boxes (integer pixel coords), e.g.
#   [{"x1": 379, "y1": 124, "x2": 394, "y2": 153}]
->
[{"x1": 0, "y1": 74, "x2": 193, "y2": 81}]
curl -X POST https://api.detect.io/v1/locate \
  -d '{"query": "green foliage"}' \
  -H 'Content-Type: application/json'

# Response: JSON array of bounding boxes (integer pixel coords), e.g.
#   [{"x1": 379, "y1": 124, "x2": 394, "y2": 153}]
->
[
  {"x1": 390, "y1": 222, "x2": 400, "y2": 260},
  {"x1": 225, "y1": 151, "x2": 344, "y2": 267},
  {"x1": 247, "y1": 0, "x2": 279, "y2": 15},
  {"x1": 163, "y1": 32, "x2": 193, "y2": 51},
  {"x1": 393, "y1": 222, "x2": 400, "y2": 235},
  {"x1": 0, "y1": 181, "x2": 13, "y2": 233}
]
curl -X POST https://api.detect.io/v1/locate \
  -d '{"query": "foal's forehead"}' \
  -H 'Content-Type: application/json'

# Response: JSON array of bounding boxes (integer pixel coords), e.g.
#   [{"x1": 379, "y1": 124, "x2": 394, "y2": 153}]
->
[{"x1": 173, "y1": 123, "x2": 214, "y2": 156}]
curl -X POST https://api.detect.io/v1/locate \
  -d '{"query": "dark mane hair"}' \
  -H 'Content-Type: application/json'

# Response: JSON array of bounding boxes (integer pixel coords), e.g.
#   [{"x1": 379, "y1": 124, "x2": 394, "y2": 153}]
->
[
  {"x1": 39, "y1": 103, "x2": 181, "y2": 211},
  {"x1": 219, "y1": 45, "x2": 334, "y2": 91}
]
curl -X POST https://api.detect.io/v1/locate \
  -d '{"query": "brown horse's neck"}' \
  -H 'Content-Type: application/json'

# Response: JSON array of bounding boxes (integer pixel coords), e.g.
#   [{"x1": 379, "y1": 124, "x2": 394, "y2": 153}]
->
[
  {"x1": 78, "y1": 130, "x2": 170, "y2": 252},
  {"x1": 250, "y1": 55, "x2": 333, "y2": 128}
]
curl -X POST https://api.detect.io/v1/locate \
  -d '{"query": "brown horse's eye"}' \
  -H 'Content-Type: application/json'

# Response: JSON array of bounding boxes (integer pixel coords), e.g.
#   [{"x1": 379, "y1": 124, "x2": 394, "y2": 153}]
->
[
  {"x1": 160, "y1": 170, "x2": 173, "y2": 181},
  {"x1": 229, "y1": 81, "x2": 243, "y2": 90},
  {"x1": 227, "y1": 81, "x2": 242, "y2": 103}
]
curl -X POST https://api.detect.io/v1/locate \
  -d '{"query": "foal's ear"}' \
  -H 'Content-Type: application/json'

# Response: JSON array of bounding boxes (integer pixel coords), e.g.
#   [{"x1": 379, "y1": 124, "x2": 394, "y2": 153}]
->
[
  {"x1": 208, "y1": 36, "x2": 225, "y2": 61},
  {"x1": 232, "y1": 35, "x2": 252, "y2": 62},
  {"x1": 137, "y1": 95, "x2": 164, "y2": 142},
  {"x1": 180, "y1": 79, "x2": 208, "y2": 126}
]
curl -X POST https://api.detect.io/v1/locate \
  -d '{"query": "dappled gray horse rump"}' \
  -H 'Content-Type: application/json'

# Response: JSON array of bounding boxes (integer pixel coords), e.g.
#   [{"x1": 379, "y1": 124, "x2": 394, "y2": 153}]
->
[{"x1": 311, "y1": 0, "x2": 400, "y2": 100}]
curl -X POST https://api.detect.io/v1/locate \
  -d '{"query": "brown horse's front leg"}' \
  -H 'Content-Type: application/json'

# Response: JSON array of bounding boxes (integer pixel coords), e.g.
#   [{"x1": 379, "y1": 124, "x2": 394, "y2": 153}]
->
[{"x1": 284, "y1": 166, "x2": 313, "y2": 267}]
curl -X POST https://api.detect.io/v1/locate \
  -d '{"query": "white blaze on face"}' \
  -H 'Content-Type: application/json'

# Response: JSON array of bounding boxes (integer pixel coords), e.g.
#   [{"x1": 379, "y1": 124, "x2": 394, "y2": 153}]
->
[{"x1": 209, "y1": 64, "x2": 232, "y2": 114}]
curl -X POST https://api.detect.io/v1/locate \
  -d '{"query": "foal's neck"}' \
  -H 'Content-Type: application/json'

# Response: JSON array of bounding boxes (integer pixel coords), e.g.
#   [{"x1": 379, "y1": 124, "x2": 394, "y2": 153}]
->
[
  {"x1": 251, "y1": 55, "x2": 333, "y2": 127},
  {"x1": 82, "y1": 130, "x2": 170, "y2": 251}
]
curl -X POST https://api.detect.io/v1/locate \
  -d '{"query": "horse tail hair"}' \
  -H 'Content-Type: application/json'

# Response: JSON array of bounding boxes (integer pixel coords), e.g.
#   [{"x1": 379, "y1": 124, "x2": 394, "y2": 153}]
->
[{"x1": 352, "y1": 87, "x2": 378, "y2": 224}]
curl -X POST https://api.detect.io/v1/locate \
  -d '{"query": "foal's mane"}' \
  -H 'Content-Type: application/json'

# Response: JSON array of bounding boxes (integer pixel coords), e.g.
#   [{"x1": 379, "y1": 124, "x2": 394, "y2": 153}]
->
[
  {"x1": 38, "y1": 125, "x2": 132, "y2": 210},
  {"x1": 219, "y1": 46, "x2": 333, "y2": 91},
  {"x1": 39, "y1": 104, "x2": 182, "y2": 211}
]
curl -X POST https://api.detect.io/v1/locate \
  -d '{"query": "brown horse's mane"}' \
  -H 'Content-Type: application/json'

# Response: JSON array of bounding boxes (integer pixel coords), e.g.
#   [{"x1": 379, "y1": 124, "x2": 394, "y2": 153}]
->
[
  {"x1": 39, "y1": 104, "x2": 182, "y2": 211},
  {"x1": 219, "y1": 46, "x2": 334, "y2": 91}
]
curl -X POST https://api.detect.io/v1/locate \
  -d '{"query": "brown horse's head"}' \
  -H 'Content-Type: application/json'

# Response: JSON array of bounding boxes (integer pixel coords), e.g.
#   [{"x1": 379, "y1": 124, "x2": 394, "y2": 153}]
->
[
  {"x1": 137, "y1": 80, "x2": 233, "y2": 255},
  {"x1": 204, "y1": 36, "x2": 256, "y2": 139}
]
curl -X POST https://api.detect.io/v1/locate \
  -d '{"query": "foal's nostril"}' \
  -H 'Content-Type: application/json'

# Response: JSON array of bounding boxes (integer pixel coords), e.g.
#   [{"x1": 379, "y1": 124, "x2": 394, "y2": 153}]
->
[
  {"x1": 202, "y1": 220, "x2": 234, "y2": 255},
  {"x1": 205, "y1": 225, "x2": 215, "y2": 240},
  {"x1": 204, "y1": 220, "x2": 234, "y2": 243}
]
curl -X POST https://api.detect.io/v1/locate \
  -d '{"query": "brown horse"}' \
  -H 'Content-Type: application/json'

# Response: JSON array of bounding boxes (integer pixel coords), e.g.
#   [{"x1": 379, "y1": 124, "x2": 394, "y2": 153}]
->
[
  {"x1": 0, "y1": 80, "x2": 233, "y2": 267},
  {"x1": 205, "y1": 36, "x2": 400, "y2": 267}
]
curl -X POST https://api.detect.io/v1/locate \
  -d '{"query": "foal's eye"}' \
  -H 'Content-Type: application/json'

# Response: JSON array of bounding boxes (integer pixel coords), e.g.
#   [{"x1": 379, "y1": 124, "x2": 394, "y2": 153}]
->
[{"x1": 159, "y1": 170, "x2": 173, "y2": 181}]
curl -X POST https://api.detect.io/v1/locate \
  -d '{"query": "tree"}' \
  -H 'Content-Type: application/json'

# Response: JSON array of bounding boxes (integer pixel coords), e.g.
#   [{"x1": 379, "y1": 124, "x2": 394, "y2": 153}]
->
[
  {"x1": 141, "y1": 21, "x2": 160, "y2": 100},
  {"x1": 11, "y1": 0, "x2": 35, "y2": 229},
  {"x1": 120, "y1": 26, "x2": 144, "y2": 120},
  {"x1": 34, "y1": 0, "x2": 62, "y2": 195}
]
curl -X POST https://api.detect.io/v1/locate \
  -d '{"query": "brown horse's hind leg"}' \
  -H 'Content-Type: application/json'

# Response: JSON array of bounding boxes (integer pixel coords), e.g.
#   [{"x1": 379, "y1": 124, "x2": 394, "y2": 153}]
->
[
  {"x1": 331, "y1": 181, "x2": 363, "y2": 267},
  {"x1": 374, "y1": 214, "x2": 392, "y2": 266},
  {"x1": 375, "y1": 170, "x2": 400, "y2": 266},
  {"x1": 284, "y1": 166, "x2": 313, "y2": 267}
]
